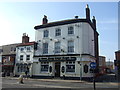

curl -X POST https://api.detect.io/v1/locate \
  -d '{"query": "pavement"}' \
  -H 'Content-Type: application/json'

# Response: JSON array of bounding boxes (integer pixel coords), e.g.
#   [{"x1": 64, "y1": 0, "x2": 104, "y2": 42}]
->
[
  {"x1": 2, "y1": 76, "x2": 86, "y2": 83},
  {"x1": 1, "y1": 74, "x2": 120, "y2": 89}
]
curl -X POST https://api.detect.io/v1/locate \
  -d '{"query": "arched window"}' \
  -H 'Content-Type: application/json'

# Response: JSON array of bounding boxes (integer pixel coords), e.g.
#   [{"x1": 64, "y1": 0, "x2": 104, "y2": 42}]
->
[{"x1": 84, "y1": 64, "x2": 88, "y2": 73}]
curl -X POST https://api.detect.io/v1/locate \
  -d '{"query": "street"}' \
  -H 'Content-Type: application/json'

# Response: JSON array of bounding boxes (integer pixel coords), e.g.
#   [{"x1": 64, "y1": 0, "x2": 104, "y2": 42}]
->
[{"x1": 1, "y1": 75, "x2": 119, "y2": 90}]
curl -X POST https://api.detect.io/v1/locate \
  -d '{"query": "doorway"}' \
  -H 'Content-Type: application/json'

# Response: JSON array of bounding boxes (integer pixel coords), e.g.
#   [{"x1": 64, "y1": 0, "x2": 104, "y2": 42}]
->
[{"x1": 55, "y1": 62, "x2": 60, "y2": 77}]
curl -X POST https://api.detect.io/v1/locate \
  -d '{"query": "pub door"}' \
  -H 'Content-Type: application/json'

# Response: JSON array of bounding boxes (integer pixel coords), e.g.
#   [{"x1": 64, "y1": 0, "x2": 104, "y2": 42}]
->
[{"x1": 55, "y1": 62, "x2": 60, "y2": 77}]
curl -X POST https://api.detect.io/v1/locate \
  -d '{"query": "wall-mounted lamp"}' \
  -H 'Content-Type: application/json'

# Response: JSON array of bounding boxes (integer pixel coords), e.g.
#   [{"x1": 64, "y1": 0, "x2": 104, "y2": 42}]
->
[
  {"x1": 63, "y1": 37, "x2": 65, "y2": 39},
  {"x1": 50, "y1": 39, "x2": 53, "y2": 41},
  {"x1": 76, "y1": 36, "x2": 79, "y2": 38}
]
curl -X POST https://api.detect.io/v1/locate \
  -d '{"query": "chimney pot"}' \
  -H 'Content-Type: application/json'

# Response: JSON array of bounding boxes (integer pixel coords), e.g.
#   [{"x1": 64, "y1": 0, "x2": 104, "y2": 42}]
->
[
  {"x1": 86, "y1": 4, "x2": 89, "y2": 8},
  {"x1": 42, "y1": 15, "x2": 48, "y2": 24},
  {"x1": 86, "y1": 4, "x2": 90, "y2": 20}
]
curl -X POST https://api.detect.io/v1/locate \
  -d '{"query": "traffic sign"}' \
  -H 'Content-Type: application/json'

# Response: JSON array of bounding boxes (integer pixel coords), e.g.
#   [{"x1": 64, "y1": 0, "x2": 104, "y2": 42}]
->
[{"x1": 90, "y1": 62, "x2": 96, "y2": 69}]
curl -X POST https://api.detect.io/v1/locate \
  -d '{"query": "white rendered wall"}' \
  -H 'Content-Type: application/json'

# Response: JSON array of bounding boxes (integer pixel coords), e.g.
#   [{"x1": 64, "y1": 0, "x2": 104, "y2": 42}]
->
[
  {"x1": 15, "y1": 45, "x2": 34, "y2": 75},
  {"x1": 34, "y1": 22, "x2": 95, "y2": 78},
  {"x1": 35, "y1": 22, "x2": 95, "y2": 56}
]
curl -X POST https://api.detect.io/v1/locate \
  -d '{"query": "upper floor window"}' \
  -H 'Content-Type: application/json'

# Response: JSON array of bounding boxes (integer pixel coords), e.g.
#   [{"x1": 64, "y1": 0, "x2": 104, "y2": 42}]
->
[
  {"x1": 43, "y1": 30, "x2": 49, "y2": 38},
  {"x1": 55, "y1": 28, "x2": 61, "y2": 36},
  {"x1": 0, "y1": 49, "x2": 3, "y2": 54},
  {"x1": 54, "y1": 41, "x2": 61, "y2": 53},
  {"x1": 43, "y1": 43, "x2": 48, "y2": 54},
  {"x1": 68, "y1": 40, "x2": 74, "y2": 53},
  {"x1": 68, "y1": 26, "x2": 74, "y2": 35},
  {"x1": 27, "y1": 47, "x2": 31, "y2": 51},
  {"x1": 20, "y1": 55, "x2": 23, "y2": 60},
  {"x1": 26, "y1": 55, "x2": 30, "y2": 60},
  {"x1": 11, "y1": 47, "x2": 13, "y2": 51},
  {"x1": 20, "y1": 48, "x2": 24, "y2": 52}
]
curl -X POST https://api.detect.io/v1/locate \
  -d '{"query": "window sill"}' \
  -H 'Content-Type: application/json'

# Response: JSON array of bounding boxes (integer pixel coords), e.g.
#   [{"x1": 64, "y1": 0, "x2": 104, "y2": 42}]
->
[
  {"x1": 41, "y1": 71, "x2": 49, "y2": 73},
  {"x1": 68, "y1": 34, "x2": 74, "y2": 36},
  {"x1": 66, "y1": 72, "x2": 76, "y2": 74},
  {"x1": 65, "y1": 72, "x2": 76, "y2": 75}
]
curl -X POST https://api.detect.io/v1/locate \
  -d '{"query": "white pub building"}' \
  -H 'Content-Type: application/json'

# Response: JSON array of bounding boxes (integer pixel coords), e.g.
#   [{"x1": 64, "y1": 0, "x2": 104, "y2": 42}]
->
[{"x1": 32, "y1": 5, "x2": 99, "y2": 80}]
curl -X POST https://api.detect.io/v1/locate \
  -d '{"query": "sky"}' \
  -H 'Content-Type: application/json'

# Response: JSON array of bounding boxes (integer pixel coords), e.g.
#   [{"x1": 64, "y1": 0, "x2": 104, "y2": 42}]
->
[{"x1": 0, "y1": 2, "x2": 118, "y2": 61}]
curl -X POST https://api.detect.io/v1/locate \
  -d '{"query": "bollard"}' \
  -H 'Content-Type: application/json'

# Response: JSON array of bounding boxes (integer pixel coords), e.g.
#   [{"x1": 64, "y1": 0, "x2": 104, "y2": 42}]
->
[{"x1": 18, "y1": 75, "x2": 24, "y2": 84}]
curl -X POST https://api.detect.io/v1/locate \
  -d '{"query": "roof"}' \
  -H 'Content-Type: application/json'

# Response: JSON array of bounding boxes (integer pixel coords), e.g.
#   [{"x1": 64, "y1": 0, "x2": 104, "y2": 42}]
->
[
  {"x1": 115, "y1": 50, "x2": 120, "y2": 53},
  {"x1": 34, "y1": 18, "x2": 96, "y2": 30},
  {"x1": 17, "y1": 42, "x2": 35, "y2": 47}
]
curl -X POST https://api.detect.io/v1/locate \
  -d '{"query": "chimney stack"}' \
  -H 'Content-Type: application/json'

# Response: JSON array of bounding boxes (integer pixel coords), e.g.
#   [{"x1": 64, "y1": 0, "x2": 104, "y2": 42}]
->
[
  {"x1": 42, "y1": 15, "x2": 48, "y2": 24},
  {"x1": 92, "y1": 16, "x2": 96, "y2": 29},
  {"x1": 22, "y1": 33, "x2": 29, "y2": 43},
  {"x1": 86, "y1": 4, "x2": 90, "y2": 20}
]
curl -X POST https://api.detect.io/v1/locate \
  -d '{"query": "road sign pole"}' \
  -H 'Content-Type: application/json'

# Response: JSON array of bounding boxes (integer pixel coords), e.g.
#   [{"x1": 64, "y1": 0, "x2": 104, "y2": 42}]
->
[
  {"x1": 90, "y1": 62, "x2": 96, "y2": 90},
  {"x1": 93, "y1": 69, "x2": 96, "y2": 90}
]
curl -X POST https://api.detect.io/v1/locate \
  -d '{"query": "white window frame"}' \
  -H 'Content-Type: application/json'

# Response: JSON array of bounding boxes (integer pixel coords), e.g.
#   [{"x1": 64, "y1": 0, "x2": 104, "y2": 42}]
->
[
  {"x1": 26, "y1": 46, "x2": 31, "y2": 51},
  {"x1": 68, "y1": 26, "x2": 74, "y2": 35},
  {"x1": 26, "y1": 55, "x2": 30, "y2": 60},
  {"x1": 20, "y1": 55, "x2": 23, "y2": 60},
  {"x1": 55, "y1": 28, "x2": 61, "y2": 36},
  {"x1": 43, "y1": 30, "x2": 49, "y2": 38},
  {"x1": 54, "y1": 41, "x2": 61, "y2": 54},
  {"x1": 41, "y1": 62, "x2": 49, "y2": 72},
  {"x1": 43, "y1": 43, "x2": 48, "y2": 54},
  {"x1": 20, "y1": 48, "x2": 24, "y2": 52},
  {"x1": 68, "y1": 40, "x2": 74, "y2": 53},
  {"x1": 66, "y1": 61, "x2": 75, "y2": 73}
]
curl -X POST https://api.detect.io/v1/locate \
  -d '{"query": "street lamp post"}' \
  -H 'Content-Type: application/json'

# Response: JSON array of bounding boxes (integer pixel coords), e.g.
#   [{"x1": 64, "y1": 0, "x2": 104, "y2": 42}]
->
[{"x1": 78, "y1": 56, "x2": 82, "y2": 81}]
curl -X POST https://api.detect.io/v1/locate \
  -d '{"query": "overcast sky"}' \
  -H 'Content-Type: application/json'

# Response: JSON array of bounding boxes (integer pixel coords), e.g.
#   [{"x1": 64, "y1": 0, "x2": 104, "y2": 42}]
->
[{"x1": 0, "y1": 2, "x2": 118, "y2": 61}]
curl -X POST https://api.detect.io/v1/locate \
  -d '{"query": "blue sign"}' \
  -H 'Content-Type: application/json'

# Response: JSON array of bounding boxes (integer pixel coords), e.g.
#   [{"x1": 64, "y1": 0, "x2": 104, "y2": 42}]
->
[{"x1": 90, "y1": 62, "x2": 96, "y2": 69}]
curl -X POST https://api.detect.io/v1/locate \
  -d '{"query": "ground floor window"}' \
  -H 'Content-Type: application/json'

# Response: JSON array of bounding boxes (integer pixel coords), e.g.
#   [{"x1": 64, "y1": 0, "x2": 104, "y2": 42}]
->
[
  {"x1": 41, "y1": 62, "x2": 49, "y2": 72},
  {"x1": 17, "y1": 65, "x2": 29, "y2": 72},
  {"x1": 66, "y1": 61, "x2": 75, "y2": 72}
]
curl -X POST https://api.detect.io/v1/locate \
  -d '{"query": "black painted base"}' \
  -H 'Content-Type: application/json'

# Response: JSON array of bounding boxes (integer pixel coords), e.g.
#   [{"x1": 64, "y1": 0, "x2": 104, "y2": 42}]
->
[{"x1": 31, "y1": 75, "x2": 93, "y2": 81}]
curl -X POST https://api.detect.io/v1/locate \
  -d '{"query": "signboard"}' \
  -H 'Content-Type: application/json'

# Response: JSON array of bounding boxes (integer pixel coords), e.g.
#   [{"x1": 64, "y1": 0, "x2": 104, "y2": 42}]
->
[{"x1": 90, "y1": 62, "x2": 96, "y2": 69}]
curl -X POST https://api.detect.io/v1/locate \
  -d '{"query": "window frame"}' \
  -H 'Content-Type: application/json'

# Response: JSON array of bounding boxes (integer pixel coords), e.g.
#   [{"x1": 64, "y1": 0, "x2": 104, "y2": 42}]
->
[
  {"x1": 43, "y1": 30, "x2": 49, "y2": 38},
  {"x1": 20, "y1": 55, "x2": 23, "y2": 60},
  {"x1": 26, "y1": 46, "x2": 31, "y2": 51},
  {"x1": 43, "y1": 43, "x2": 48, "y2": 54},
  {"x1": 68, "y1": 40, "x2": 74, "y2": 53},
  {"x1": 54, "y1": 41, "x2": 61, "y2": 54},
  {"x1": 20, "y1": 48, "x2": 24, "y2": 52},
  {"x1": 55, "y1": 28, "x2": 61, "y2": 36},
  {"x1": 41, "y1": 62, "x2": 49, "y2": 72},
  {"x1": 26, "y1": 55, "x2": 30, "y2": 60},
  {"x1": 66, "y1": 61, "x2": 75, "y2": 73},
  {"x1": 68, "y1": 26, "x2": 74, "y2": 35}
]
